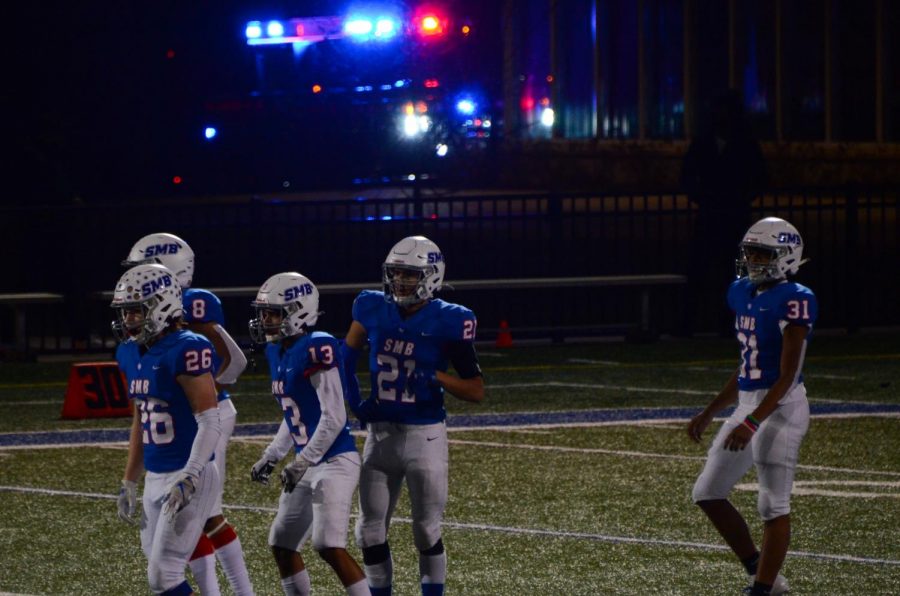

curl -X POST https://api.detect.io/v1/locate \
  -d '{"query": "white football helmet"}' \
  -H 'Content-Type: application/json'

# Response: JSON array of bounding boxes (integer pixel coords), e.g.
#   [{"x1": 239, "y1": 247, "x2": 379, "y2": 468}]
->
[
  {"x1": 249, "y1": 272, "x2": 321, "y2": 343},
  {"x1": 110, "y1": 264, "x2": 184, "y2": 344},
  {"x1": 736, "y1": 217, "x2": 807, "y2": 284},
  {"x1": 123, "y1": 233, "x2": 195, "y2": 288},
  {"x1": 382, "y1": 235, "x2": 445, "y2": 306}
]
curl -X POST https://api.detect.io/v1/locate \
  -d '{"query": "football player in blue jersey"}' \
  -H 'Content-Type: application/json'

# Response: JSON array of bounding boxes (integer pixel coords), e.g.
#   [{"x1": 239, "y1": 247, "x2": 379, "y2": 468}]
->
[
  {"x1": 687, "y1": 217, "x2": 817, "y2": 596},
  {"x1": 341, "y1": 236, "x2": 484, "y2": 596},
  {"x1": 248, "y1": 272, "x2": 370, "y2": 596},
  {"x1": 124, "y1": 233, "x2": 252, "y2": 596},
  {"x1": 112, "y1": 264, "x2": 222, "y2": 595}
]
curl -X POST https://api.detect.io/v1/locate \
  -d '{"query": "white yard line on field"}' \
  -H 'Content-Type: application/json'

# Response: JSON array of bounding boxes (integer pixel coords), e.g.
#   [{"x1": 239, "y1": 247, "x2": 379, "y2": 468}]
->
[
  {"x1": 448, "y1": 438, "x2": 900, "y2": 477},
  {"x1": 0, "y1": 485, "x2": 897, "y2": 567},
  {"x1": 489, "y1": 381, "x2": 714, "y2": 395}
]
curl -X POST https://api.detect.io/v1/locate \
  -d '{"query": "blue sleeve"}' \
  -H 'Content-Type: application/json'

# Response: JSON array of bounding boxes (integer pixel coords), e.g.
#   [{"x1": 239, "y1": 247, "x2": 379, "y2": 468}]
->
[
  {"x1": 304, "y1": 334, "x2": 341, "y2": 377},
  {"x1": 439, "y1": 303, "x2": 478, "y2": 342},
  {"x1": 781, "y1": 287, "x2": 818, "y2": 328},
  {"x1": 726, "y1": 279, "x2": 744, "y2": 313},
  {"x1": 351, "y1": 290, "x2": 383, "y2": 330},
  {"x1": 183, "y1": 289, "x2": 225, "y2": 325},
  {"x1": 172, "y1": 335, "x2": 215, "y2": 376}
]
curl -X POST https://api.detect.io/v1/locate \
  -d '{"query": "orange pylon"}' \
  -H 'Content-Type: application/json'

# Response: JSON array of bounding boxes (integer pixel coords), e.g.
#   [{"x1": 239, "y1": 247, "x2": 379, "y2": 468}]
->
[{"x1": 495, "y1": 319, "x2": 513, "y2": 348}]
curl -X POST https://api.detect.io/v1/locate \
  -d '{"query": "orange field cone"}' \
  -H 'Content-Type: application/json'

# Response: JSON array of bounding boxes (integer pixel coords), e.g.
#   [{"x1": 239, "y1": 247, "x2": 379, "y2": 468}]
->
[{"x1": 495, "y1": 319, "x2": 513, "y2": 348}]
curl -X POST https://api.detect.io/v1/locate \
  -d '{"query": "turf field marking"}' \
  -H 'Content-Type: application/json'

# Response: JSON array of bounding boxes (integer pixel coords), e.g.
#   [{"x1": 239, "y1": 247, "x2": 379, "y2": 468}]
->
[
  {"x1": 0, "y1": 484, "x2": 897, "y2": 567},
  {"x1": 489, "y1": 381, "x2": 714, "y2": 395},
  {"x1": 566, "y1": 358, "x2": 621, "y2": 365},
  {"x1": 447, "y1": 438, "x2": 900, "y2": 477},
  {"x1": 736, "y1": 480, "x2": 900, "y2": 499},
  {"x1": 0, "y1": 400, "x2": 60, "y2": 406}
]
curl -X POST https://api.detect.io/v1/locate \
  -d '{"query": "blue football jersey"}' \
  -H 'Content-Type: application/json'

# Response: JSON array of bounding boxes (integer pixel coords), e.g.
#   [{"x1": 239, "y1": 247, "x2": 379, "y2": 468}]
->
[
  {"x1": 115, "y1": 330, "x2": 215, "y2": 473},
  {"x1": 352, "y1": 290, "x2": 478, "y2": 424},
  {"x1": 265, "y1": 332, "x2": 356, "y2": 459},
  {"x1": 183, "y1": 287, "x2": 231, "y2": 402},
  {"x1": 727, "y1": 278, "x2": 818, "y2": 391}
]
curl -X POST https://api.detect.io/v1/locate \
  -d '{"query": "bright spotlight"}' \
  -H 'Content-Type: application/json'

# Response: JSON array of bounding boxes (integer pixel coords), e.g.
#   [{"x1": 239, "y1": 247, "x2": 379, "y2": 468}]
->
[
  {"x1": 345, "y1": 18, "x2": 374, "y2": 36},
  {"x1": 435, "y1": 143, "x2": 449, "y2": 157},
  {"x1": 266, "y1": 21, "x2": 284, "y2": 37},
  {"x1": 374, "y1": 18, "x2": 397, "y2": 38},
  {"x1": 204, "y1": 127, "x2": 217, "y2": 140},
  {"x1": 245, "y1": 22, "x2": 262, "y2": 39}
]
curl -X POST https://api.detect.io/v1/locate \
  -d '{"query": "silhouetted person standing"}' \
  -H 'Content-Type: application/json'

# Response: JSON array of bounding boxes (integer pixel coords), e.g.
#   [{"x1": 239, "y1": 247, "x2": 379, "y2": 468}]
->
[{"x1": 681, "y1": 90, "x2": 767, "y2": 335}]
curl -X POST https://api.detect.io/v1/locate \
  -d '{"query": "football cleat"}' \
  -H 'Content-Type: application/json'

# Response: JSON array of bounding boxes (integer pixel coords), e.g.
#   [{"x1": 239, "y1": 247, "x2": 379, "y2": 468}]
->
[{"x1": 744, "y1": 573, "x2": 789, "y2": 595}]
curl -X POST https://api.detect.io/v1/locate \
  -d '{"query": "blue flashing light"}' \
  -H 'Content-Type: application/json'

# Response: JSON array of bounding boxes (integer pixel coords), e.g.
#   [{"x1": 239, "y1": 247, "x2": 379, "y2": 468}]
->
[
  {"x1": 245, "y1": 21, "x2": 263, "y2": 39},
  {"x1": 394, "y1": 79, "x2": 407, "y2": 88},
  {"x1": 456, "y1": 99, "x2": 476, "y2": 115},
  {"x1": 380, "y1": 84, "x2": 393, "y2": 91},
  {"x1": 374, "y1": 18, "x2": 397, "y2": 38},
  {"x1": 204, "y1": 127, "x2": 217, "y2": 140},
  {"x1": 345, "y1": 18, "x2": 373, "y2": 36},
  {"x1": 381, "y1": 215, "x2": 393, "y2": 221},
  {"x1": 266, "y1": 21, "x2": 285, "y2": 37}
]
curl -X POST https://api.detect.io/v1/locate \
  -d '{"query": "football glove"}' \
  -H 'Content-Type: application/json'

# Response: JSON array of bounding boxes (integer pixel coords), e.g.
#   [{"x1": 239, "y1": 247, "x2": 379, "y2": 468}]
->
[
  {"x1": 352, "y1": 398, "x2": 378, "y2": 426},
  {"x1": 250, "y1": 455, "x2": 278, "y2": 485},
  {"x1": 407, "y1": 369, "x2": 440, "y2": 402},
  {"x1": 162, "y1": 473, "x2": 197, "y2": 520},
  {"x1": 117, "y1": 479, "x2": 138, "y2": 525},
  {"x1": 280, "y1": 457, "x2": 311, "y2": 493}
]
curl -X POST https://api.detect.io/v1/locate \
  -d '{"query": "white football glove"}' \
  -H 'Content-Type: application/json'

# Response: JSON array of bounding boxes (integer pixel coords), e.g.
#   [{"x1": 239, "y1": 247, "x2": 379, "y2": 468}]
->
[
  {"x1": 250, "y1": 455, "x2": 278, "y2": 485},
  {"x1": 117, "y1": 479, "x2": 138, "y2": 525},
  {"x1": 162, "y1": 473, "x2": 197, "y2": 521},
  {"x1": 280, "y1": 457, "x2": 311, "y2": 493}
]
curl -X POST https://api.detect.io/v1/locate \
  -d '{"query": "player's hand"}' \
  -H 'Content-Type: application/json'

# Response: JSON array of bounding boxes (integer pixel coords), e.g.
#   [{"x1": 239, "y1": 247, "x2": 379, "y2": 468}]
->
[
  {"x1": 250, "y1": 455, "x2": 277, "y2": 485},
  {"x1": 723, "y1": 424, "x2": 754, "y2": 451},
  {"x1": 162, "y1": 473, "x2": 197, "y2": 520},
  {"x1": 687, "y1": 411, "x2": 712, "y2": 443},
  {"x1": 407, "y1": 369, "x2": 440, "y2": 402},
  {"x1": 117, "y1": 479, "x2": 138, "y2": 525},
  {"x1": 280, "y1": 457, "x2": 311, "y2": 493}
]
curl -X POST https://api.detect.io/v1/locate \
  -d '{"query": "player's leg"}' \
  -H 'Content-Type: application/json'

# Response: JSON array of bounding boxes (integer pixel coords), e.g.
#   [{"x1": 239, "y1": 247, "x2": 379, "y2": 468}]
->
[
  {"x1": 405, "y1": 423, "x2": 449, "y2": 596},
  {"x1": 188, "y1": 535, "x2": 220, "y2": 596},
  {"x1": 148, "y1": 465, "x2": 219, "y2": 595},
  {"x1": 269, "y1": 475, "x2": 315, "y2": 596},
  {"x1": 356, "y1": 428, "x2": 404, "y2": 596},
  {"x1": 310, "y1": 453, "x2": 369, "y2": 595},
  {"x1": 692, "y1": 405, "x2": 758, "y2": 572},
  {"x1": 750, "y1": 391, "x2": 810, "y2": 595},
  {"x1": 203, "y1": 399, "x2": 253, "y2": 595}
]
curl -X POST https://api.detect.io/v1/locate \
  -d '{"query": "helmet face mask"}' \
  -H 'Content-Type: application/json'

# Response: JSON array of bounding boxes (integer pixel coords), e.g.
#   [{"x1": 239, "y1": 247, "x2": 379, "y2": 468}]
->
[
  {"x1": 110, "y1": 264, "x2": 183, "y2": 345},
  {"x1": 123, "y1": 233, "x2": 195, "y2": 288},
  {"x1": 382, "y1": 236, "x2": 444, "y2": 307},
  {"x1": 735, "y1": 217, "x2": 806, "y2": 285},
  {"x1": 249, "y1": 273, "x2": 320, "y2": 344}
]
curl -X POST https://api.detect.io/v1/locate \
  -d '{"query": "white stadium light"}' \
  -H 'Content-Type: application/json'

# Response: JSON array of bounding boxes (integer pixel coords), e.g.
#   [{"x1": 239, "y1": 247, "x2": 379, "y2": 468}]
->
[{"x1": 541, "y1": 107, "x2": 555, "y2": 127}]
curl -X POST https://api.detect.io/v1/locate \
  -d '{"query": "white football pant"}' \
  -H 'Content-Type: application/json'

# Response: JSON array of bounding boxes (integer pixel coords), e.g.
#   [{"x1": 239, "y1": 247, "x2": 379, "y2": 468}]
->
[
  {"x1": 269, "y1": 451, "x2": 361, "y2": 552},
  {"x1": 692, "y1": 384, "x2": 810, "y2": 520},
  {"x1": 356, "y1": 421, "x2": 449, "y2": 550}
]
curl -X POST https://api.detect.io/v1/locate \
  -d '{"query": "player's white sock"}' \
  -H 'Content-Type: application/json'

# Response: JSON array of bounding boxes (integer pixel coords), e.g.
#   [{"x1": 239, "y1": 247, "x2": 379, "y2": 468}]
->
[
  {"x1": 346, "y1": 578, "x2": 371, "y2": 595},
  {"x1": 365, "y1": 557, "x2": 393, "y2": 591},
  {"x1": 419, "y1": 550, "x2": 446, "y2": 595},
  {"x1": 188, "y1": 553, "x2": 221, "y2": 596},
  {"x1": 210, "y1": 524, "x2": 253, "y2": 595},
  {"x1": 281, "y1": 569, "x2": 311, "y2": 596}
]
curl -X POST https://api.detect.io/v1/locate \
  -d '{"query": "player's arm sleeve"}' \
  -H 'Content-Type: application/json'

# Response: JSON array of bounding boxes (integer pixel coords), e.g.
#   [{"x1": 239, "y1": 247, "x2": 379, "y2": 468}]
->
[
  {"x1": 445, "y1": 340, "x2": 483, "y2": 379},
  {"x1": 212, "y1": 323, "x2": 247, "y2": 384},
  {"x1": 264, "y1": 419, "x2": 295, "y2": 462},
  {"x1": 781, "y1": 289, "x2": 819, "y2": 330},
  {"x1": 299, "y1": 367, "x2": 347, "y2": 465}
]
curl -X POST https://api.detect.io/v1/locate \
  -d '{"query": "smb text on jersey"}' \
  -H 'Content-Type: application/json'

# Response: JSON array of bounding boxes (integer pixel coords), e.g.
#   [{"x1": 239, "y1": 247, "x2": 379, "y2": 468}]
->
[
  {"x1": 353, "y1": 290, "x2": 478, "y2": 424},
  {"x1": 116, "y1": 329, "x2": 216, "y2": 473},
  {"x1": 728, "y1": 278, "x2": 818, "y2": 391},
  {"x1": 265, "y1": 331, "x2": 356, "y2": 459}
]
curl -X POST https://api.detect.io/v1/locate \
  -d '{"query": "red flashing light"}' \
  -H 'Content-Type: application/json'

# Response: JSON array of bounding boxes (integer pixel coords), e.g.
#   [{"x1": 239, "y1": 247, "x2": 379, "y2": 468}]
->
[
  {"x1": 430, "y1": 213, "x2": 439, "y2": 219},
  {"x1": 521, "y1": 96, "x2": 535, "y2": 111},
  {"x1": 415, "y1": 8, "x2": 446, "y2": 37},
  {"x1": 312, "y1": 84, "x2": 323, "y2": 94},
  {"x1": 295, "y1": 24, "x2": 305, "y2": 36},
  {"x1": 172, "y1": 176, "x2": 183, "y2": 185},
  {"x1": 166, "y1": 49, "x2": 175, "y2": 59},
  {"x1": 424, "y1": 78, "x2": 440, "y2": 88},
  {"x1": 461, "y1": 25, "x2": 471, "y2": 35}
]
